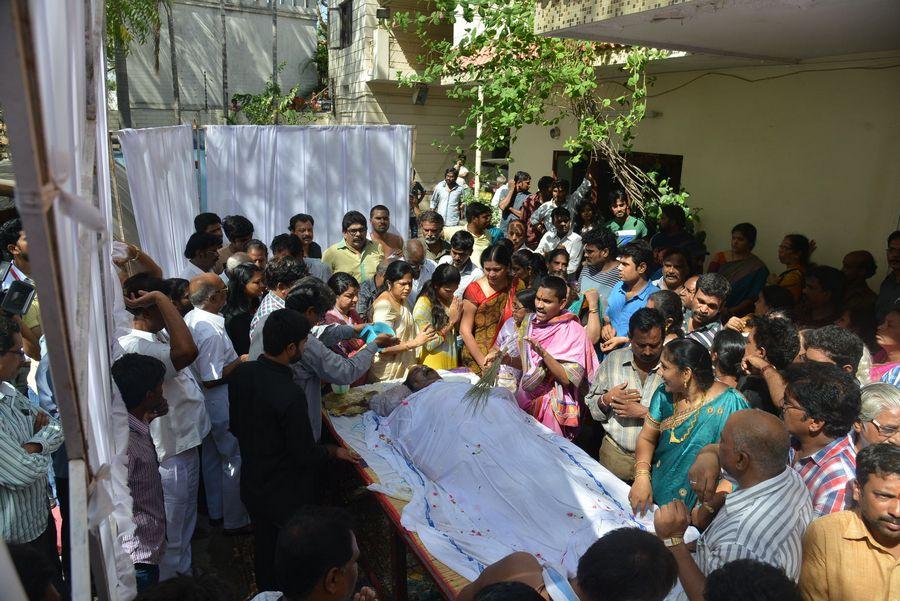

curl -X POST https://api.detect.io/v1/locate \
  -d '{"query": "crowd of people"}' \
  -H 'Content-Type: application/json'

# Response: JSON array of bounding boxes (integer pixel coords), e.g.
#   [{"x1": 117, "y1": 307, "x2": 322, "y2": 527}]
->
[{"x1": 3, "y1": 163, "x2": 900, "y2": 601}]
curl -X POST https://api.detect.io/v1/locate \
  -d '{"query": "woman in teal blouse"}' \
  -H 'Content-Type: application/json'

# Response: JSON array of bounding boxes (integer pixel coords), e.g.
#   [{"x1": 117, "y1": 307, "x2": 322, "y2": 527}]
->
[{"x1": 629, "y1": 338, "x2": 749, "y2": 514}]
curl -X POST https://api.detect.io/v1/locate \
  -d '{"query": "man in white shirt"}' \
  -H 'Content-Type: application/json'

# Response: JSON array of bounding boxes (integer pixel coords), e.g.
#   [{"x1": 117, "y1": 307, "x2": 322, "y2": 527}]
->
[
  {"x1": 184, "y1": 274, "x2": 250, "y2": 534},
  {"x1": 535, "y1": 207, "x2": 583, "y2": 275},
  {"x1": 118, "y1": 274, "x2": 209, "y2": 579},
  {"x1": 403, "y1": 239, "x2": 436, "y2": 307},
  {"x1": 438, "y1": 230, "x2": 482, "y2": 298},
  {"x1": 178, "y1": 232, "x2": 222, "y2": 281}
]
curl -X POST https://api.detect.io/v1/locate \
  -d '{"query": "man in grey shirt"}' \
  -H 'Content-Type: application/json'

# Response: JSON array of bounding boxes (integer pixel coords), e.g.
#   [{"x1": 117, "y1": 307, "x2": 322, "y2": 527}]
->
[
  {"x1": 249, "y1": 277, "x2": 397, "y2": 440},
  {"x1": 431, "y1": 167, "x2": 465, "y2": 227}
]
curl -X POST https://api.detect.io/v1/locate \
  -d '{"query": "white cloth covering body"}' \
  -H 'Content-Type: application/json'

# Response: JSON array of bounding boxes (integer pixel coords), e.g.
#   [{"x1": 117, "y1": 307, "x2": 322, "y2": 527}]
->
[{"x1": 363, "y1": 381, "x2": 654, "y2": 581}]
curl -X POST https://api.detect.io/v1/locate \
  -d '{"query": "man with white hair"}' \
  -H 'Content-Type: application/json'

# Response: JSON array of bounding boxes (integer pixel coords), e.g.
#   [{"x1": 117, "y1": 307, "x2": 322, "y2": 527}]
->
[
  {"x1": 404, "y1": 238, "x2": 436, "y2": 307},
  {"x1": 853, "y1": 383, "x2": 900, "y2": 449},
  {"x1": 184, "y1": 273, "x2": 250, "y2": 534},
  {"x1": 223, "y1": 251, "x2": 251, "y2": 283}
]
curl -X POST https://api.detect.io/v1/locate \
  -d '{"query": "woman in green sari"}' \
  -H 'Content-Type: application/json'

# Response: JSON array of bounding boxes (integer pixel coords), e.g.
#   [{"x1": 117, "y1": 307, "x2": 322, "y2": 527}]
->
[{"x1": 629, "y1": 338, "x2": 748, "y2": 515}]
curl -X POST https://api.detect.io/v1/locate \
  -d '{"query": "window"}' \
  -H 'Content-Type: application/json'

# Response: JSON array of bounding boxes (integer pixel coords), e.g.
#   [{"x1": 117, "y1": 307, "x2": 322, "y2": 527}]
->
[{"x1": 330, "y1": 1, "x2": 353, "y2": 50}]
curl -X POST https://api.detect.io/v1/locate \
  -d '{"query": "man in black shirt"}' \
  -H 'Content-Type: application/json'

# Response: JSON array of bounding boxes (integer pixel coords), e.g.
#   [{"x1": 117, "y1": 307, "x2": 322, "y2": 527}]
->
[{"x1": 228, "y1": 308, "x2": 358, "y2": 591}]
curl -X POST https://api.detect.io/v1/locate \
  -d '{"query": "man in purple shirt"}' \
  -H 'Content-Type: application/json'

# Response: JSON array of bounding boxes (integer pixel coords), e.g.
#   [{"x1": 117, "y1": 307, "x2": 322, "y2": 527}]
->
[{"x1": 111, "y1": 353, "x2": 170, "y2": 592}]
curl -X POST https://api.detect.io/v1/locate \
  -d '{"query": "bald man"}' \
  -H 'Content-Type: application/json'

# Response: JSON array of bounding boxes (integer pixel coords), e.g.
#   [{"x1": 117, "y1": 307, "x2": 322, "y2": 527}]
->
[
  {"x1": 654, "y1": 410, "x2": 813, "y2": 601},
  {"x1": 184, "y1": 274, "x2": 250, "y2": 534},
  {"x1": 404, "y1": 238, "x2": 436, "y2": 306}
]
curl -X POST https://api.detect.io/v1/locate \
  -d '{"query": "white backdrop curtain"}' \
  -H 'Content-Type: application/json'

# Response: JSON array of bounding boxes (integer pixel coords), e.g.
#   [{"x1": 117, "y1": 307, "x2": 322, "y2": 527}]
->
[
  {"x1": 29, "y1": 0, "x2": 137, "y2": 597},
  {"x1": 205, "y1": 125, "x2": 413, "y2": 249},
  {"x1": 118, "y1": 125, "x2": 199, "y2": 278}
]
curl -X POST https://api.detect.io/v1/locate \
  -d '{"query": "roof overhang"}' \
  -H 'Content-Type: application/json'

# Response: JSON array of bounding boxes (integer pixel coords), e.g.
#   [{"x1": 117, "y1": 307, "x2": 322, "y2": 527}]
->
[{"x1": 535, "y1": 0, "x2": 900, "y2": 64}]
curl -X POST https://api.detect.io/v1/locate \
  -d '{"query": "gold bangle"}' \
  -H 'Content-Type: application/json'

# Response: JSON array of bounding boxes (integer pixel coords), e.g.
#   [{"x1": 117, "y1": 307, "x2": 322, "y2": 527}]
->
[
  {"x1": 634, "y1": 470, "x2": 651, "y2": 479},
  {"x1": 635, "y1": 460, "x2": 652, "y2": 469}
]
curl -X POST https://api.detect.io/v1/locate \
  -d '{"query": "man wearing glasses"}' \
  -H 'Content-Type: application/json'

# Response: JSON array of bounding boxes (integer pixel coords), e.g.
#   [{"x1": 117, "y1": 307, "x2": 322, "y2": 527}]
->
[
  {"x1": 183, "y1": 274, "x2": 250, "y2": 536},
  {"x1": 322, "y1": 211, "x2": 385, "y2": 282},
  {"x1": 0, "y1": 314, "x2": 64, "y2": 587},
  {"x1": 782, "y1": 362, "x2": 860, "y2": 517}
]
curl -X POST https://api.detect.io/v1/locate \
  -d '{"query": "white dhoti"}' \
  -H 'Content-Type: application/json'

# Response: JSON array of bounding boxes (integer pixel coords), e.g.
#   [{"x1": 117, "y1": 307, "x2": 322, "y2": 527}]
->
[
  {"x1": 201, "y1": 395, "x2": 249, "y2": 530},
  {"x1": 158, "y1": 446, "x2": 200, "y2": 579}
]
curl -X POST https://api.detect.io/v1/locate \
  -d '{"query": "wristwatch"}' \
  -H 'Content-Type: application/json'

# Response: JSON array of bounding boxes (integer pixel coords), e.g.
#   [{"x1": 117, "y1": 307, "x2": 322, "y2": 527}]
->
[{"x1": 663, "y1": 536, "x2": 684, "y2": 548}]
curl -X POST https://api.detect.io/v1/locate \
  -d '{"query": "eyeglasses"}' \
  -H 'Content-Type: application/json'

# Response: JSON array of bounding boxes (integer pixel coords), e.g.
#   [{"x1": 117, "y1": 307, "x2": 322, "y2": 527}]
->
[
  {"x1": 780, "y1": 402, "x2": 806, "y2": 419},
  {"x1": 346, "y1": 228, "x2": 366, "y2": 236},
  {"x1": 0, "y1": 348, "x2": 25, "y2": 359},
  {"x1": 870, "y1": 418, "x2": 900, "y2": 438}
]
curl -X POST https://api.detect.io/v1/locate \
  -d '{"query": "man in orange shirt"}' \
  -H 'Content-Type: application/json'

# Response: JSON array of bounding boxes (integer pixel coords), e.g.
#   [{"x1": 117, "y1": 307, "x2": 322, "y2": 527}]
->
[{"x1": 799, "y1": 443, "x2": 900, "y2": 600}]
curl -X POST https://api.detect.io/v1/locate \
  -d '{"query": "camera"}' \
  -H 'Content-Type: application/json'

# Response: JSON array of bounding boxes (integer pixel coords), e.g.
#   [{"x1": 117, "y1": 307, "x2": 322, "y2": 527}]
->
[{"x1": 0, "y1": 261, "x2": 36, "y2": 316}]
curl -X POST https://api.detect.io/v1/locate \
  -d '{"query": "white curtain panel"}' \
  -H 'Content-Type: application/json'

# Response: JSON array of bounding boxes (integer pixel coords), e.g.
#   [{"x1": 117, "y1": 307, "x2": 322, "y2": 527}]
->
[
  {"x1": 30, "y1": 0, "x2": 137, "y2": 597},
  {"x1": 205, "y1": 125, "x2": 413, "y2": 250},
  {"x1": 118, "y1": 125, "x2": 199, "y2": 278}
]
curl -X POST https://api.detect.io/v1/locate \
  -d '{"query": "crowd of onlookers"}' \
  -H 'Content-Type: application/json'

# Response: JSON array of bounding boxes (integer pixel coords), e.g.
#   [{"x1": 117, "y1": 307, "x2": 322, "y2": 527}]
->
[{"x1": 3, "y1": 162, "x2": 900, "y2": 601}]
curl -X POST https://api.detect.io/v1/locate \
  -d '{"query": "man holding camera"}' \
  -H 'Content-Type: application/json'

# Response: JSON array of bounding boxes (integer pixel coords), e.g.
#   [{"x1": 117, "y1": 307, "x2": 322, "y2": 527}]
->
[{"x1": 0, "y1": 218, "x2": 41, "y2": 362}]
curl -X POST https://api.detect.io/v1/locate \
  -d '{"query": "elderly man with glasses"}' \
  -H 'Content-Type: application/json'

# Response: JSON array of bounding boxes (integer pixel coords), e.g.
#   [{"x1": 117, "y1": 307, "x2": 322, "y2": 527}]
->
[{"x1": 184, "y1": 273, "x2": 250, "y2": 535}]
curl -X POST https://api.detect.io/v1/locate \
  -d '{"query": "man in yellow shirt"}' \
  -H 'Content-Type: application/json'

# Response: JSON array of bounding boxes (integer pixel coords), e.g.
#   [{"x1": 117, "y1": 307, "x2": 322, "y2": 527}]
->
[
  {"x1": 322, "y1": 211, "x2": 385, "y2": 282},
  {"x1": 799, "y1": 443, "x2": 900, "y2": 601}
]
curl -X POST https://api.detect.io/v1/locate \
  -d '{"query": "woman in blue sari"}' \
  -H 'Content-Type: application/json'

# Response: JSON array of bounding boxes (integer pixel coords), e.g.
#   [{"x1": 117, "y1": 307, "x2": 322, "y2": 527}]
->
[
  {"x1": 708, "y1": 222, "x2": 769, "y2": 319},
  {"x1": 629, "y1": 338, "x2": 748, "y2": 514}
]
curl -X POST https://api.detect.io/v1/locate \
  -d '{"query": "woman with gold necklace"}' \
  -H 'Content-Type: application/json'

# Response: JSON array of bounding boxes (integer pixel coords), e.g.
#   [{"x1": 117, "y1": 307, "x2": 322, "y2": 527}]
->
[{"x1": 628, "y1": 338, "x2": 748, "y2": 515}]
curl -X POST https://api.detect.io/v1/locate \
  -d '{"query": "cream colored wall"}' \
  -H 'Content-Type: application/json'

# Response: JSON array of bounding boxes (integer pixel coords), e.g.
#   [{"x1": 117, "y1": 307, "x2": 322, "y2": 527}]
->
[
  {"x1": 335, "y1": 82, "x2": 473, "y2": 187},
  {"x1": 509, "y1": 54, "x2": 900, "y2": 283}
]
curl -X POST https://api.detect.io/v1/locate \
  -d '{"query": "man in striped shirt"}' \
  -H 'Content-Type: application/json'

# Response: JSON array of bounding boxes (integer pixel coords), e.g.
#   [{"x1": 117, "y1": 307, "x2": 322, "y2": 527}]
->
[
  {"x1": 579, "y1": 228, "x2": 622, "y2": 312},
  {"x1": 654, "y1": 409, "x2": 813, "y2": 601},
  {"x1": 111, "y1": 353, "x2": 169, "y2": 592},
  {"x1": 0, "y1": 315, "x2": 63, "y2": 584},
  {"x1": 685, "y1": 273, "x2": 729, "y2": 351},
  {"x1": 782, "y1": 362, "x2": 860, "y2": 517}
]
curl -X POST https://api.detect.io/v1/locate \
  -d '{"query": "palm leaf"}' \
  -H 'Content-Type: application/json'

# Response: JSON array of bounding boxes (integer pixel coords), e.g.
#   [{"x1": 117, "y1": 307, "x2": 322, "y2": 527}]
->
[{"x1": 462, "y1": 351, "x2": 505, "y2": 414}]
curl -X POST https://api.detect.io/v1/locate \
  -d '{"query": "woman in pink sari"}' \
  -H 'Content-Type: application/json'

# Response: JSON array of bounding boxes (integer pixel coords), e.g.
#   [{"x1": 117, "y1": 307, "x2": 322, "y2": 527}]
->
[
  {"x1": 487, "y1": 276, "x2": 599, "y2": 439},
  {"x1": 325, "y1": 272, "x2": 368, "y2": 386}
]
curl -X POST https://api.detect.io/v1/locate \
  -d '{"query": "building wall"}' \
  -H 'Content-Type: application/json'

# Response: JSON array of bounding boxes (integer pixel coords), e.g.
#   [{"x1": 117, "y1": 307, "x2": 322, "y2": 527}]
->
[
  {"x1": 509, "y1": 54, "x2": 900, "y2": 282},
  {"x1": 333, "y1": 82, "x2": 473, "y2": 186},
  {"x1": 126, "y1": 0, "x2": 318, "y2": 127},
  {"x1": 329, "y1": 0, "x2": 473, "y2": 187}
]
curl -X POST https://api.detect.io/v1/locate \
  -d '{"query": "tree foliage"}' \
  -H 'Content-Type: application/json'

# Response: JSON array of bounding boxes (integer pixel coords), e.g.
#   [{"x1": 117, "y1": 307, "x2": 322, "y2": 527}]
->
[
  {"x1": 230, "y1": 63, "x2": 315, "y2": 126},
  {"x1": 106, "y1": 0, "x2": 168, "y2": 65},
  {"x1": 392, "y1": 0, "x2": 692, "y2": 222}
]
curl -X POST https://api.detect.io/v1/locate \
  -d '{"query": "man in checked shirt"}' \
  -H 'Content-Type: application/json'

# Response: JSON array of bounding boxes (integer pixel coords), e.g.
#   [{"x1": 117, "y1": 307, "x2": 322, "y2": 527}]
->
[
  {"x1": 0, "y1": 315, "x2": 64, "y2": 589},
  {"x1": 112, "y1": 353, "x2": 170, "y2": 592}
]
